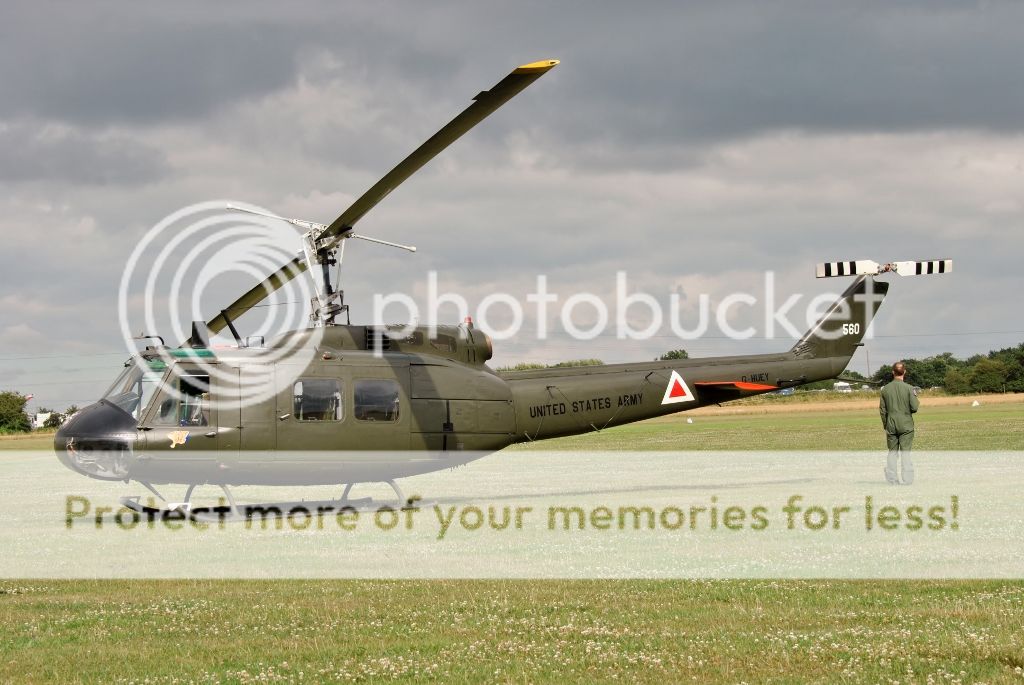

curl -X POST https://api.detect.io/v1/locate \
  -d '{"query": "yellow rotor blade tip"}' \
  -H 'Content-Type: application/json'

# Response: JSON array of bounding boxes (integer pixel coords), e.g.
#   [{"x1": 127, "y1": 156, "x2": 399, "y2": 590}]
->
[{"x1": 514, "y1": 59, "x2": 560, "y2": 74}]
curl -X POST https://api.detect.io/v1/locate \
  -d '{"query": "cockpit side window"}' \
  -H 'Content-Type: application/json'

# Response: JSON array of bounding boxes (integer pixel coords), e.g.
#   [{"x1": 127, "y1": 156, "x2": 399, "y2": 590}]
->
[
  {"x1": 152, "y1": 372, "x2": 210, "y2": 427},
  {"x1": 293, "y1": 379, "x2": 343, "y2": 421}
]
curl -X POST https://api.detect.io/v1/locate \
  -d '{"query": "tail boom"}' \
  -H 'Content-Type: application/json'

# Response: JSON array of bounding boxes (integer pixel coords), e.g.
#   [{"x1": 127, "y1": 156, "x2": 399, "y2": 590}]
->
[{"x1": 503, "y1": 276, "x2": 889, "y2": 443}]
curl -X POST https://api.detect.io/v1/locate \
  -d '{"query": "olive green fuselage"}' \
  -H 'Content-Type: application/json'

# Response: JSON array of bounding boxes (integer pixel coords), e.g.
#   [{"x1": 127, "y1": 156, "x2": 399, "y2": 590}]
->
[
  {"x1": 55, "y1": 276, "x2": 886, "y2": 486},
  {"x1": 59, "y1": 328, "x2": 840, "y2": 486}
]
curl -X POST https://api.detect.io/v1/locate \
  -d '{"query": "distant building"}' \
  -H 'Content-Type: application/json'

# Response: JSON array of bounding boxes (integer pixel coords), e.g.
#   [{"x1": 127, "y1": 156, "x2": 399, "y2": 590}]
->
[
  {"x1": 832, "y1": 381, "x2": 852, "y2": 393},
  {"x1": 32, "y1": 412, "x2": 53, "y2": 430}
]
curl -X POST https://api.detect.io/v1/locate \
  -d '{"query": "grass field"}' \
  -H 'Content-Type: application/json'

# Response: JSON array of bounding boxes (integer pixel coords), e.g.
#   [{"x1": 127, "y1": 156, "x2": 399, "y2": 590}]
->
[
  {"x1": 2, "y1": 396, "x2": 1023, "y2": 683},
  {"x1": 2, "y1": 580, "x2": 1022, "y2": 684},
  {"x1": 531, "y1": 400, "x2": 1024, "y2": 451}
]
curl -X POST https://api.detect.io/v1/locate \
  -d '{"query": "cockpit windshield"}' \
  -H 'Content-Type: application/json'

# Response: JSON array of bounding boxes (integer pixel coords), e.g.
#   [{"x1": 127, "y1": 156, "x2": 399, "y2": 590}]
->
[{"x1": 101, "y1": 358, "x2": 167, "y2": 421}]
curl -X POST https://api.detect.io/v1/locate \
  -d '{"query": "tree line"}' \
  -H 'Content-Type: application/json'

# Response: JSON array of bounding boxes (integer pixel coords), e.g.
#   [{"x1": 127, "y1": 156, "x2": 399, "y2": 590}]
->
[
  {"x1": 868, "y1": 343, "x2": 1024, "y2": 393},
  {"x1": 0, "y1": 392, "x2": 78, "y2": 434}
]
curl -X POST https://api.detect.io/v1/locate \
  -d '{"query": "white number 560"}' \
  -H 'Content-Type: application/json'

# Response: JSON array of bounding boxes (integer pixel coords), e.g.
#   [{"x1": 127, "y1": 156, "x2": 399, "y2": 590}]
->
[{"x1": 842, "y1": 323, "x2": 861, "y2": 335}]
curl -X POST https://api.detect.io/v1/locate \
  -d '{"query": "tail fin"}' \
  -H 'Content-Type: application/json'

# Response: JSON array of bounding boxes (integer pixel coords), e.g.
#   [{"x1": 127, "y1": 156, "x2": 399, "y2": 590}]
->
[{"x1": 791, "y1": 275, "x2": 888, "y2": 361}]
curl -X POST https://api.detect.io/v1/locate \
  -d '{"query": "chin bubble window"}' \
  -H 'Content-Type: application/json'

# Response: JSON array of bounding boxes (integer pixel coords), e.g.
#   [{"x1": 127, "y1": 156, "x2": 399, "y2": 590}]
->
[
  {"x1": 354, "y1": 379, "x2": 400, "y2": 422},
  {"x1": 293, "y1": 379, "x2": 343, "y2": 421}
]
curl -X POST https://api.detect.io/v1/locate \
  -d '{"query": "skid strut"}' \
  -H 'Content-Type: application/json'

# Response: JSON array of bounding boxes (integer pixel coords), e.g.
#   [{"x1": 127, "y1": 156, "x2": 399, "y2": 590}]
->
[{"x1": 338, "y1": 480, "x2": 405, "y2": 507}]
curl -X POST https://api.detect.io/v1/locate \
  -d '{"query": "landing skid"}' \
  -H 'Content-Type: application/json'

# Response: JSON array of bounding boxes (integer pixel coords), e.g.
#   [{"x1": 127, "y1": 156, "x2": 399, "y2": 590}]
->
[{"x1": 119, "y1": 480, "x2": 415, "y2": 523}]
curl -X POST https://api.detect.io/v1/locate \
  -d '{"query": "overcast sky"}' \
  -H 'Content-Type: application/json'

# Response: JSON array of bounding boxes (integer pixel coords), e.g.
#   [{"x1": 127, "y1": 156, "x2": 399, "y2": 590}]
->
[{"x1": 2, "y1": 1, "x2": 1023, "y2": 411}]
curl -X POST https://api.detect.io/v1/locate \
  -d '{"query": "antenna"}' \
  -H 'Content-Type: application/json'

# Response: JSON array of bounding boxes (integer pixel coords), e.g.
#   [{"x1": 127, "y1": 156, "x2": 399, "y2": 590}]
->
[
  {"x1": 816, "y1": 259, "x2": 952, "y2": 278},
  {"x1": 134, "y1": 333, "x2": 166, "y2": 346}
]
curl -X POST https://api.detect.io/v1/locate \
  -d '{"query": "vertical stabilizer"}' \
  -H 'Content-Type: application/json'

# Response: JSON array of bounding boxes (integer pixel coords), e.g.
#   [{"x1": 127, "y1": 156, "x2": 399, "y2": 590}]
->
[{"x1": 791, "y1": 275, "x2": 888, "y2": 361}]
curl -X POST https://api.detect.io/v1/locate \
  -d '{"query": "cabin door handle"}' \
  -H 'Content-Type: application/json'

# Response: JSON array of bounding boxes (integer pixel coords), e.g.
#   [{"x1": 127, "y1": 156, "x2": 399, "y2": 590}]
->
[
  {"x1": 278, "y1": 413, "x2": 291, "y2": 420},
  {"x1": 204, "y1": 431, "x2": 217, "y2": 438}
]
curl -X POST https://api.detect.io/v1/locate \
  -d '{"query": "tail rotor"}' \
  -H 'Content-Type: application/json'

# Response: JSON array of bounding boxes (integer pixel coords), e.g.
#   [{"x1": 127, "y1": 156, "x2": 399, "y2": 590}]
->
[
  {"x1": 797, "y1": 257, "x2": 954, "y2": 364},
  {"x1": 816, "y1": 259, "x2": 953, "y2": 279}
]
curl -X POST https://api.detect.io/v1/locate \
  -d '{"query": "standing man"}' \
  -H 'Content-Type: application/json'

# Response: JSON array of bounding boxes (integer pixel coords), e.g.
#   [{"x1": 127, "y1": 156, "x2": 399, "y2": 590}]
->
[{"x1": 880, "y1": 361, "x2": 920, "y2": 484}]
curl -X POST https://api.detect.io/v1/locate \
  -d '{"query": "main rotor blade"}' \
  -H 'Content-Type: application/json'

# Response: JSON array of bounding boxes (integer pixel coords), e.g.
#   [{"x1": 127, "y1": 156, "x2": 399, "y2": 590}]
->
[
  {"x1": 194, "y1": 59, "x2": 557, "y2": 344},
  {"x1": 323, "y1": 59, "x2": 559, "y2": 242},
  {"x1": 204, "y1": 256, "x2": 306, "y2": 336}
]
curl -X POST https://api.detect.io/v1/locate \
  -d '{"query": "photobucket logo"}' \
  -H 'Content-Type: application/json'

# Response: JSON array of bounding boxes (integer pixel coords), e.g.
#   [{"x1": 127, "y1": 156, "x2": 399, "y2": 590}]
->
[
  {"x1": 117, "y1": 201, "x2": 322, "y2": 409},
  {"x1": 373, "y1": 271, "x2": 879, "y2": 344}
]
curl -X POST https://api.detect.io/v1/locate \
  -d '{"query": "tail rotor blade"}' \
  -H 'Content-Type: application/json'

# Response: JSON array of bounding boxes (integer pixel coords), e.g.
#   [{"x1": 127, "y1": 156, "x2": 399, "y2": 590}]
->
[
  {"x1": 815, "y1": 260, "x2": 880, "y2": 278},
  {"x1": 891, "y1": 259, "x2": 953, "y2": 276}
]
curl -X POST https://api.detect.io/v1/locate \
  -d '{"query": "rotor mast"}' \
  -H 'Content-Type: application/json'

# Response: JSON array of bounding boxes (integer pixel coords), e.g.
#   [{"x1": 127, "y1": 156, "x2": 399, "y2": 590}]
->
[{"x1": 227, "y1": 204, "x2": 416, "y2": 326}]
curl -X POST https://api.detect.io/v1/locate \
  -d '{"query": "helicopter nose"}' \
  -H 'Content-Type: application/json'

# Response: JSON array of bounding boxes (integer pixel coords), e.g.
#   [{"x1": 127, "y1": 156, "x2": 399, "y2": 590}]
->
[{"x1": 55, "y1": 400, "x2": 138, "y2": 481}]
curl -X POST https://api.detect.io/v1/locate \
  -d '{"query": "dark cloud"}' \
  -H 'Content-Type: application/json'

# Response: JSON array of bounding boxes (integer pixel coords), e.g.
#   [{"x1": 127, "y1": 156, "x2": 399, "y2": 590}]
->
[
  {"x1": 5, "y1": 1, "x2": 1024, "y2": 142},
  {"x1": 454, "y1": 1, "x2": 1024, "y2": 168},
  {"x1": 0, "y1": 5, "x2": 301, "y2": 125},
  {"x1": 0, "y1": 3, "x2": 465, "y2": 128},
  {"x1": 0, "y1": 122, "x2": 168, "y2": 184}
]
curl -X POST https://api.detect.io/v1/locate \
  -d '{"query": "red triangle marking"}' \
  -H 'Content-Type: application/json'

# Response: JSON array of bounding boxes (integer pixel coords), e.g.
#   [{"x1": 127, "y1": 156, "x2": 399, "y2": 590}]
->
[{"x1": 669, "y1": 379, "x2": 687, "y2": 398}]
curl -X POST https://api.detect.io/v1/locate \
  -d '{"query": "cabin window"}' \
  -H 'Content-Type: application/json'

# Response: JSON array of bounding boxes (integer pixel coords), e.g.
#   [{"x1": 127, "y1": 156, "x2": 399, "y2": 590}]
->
[
  {"x1": 153, "y1": 373, "x2": 210, "y2": 426},
  {"x1": 354, "y1": 379, "x2": 400, "y2": 422},
  {"x1": 293, "y1": 379, "x2": 343, "y2": 421}
]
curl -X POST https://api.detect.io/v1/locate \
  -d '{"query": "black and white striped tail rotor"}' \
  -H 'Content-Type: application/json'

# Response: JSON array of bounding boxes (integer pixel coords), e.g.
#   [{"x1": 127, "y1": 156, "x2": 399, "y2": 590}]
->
[{"x1": 816, "y1": 259, "x2": 953, "y2": 278}]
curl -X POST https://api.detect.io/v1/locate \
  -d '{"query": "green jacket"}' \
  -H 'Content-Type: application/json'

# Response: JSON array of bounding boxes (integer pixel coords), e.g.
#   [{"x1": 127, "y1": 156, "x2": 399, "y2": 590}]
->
[{"x1": 880, "y1": 379, "x2": 919, "y2": 435}]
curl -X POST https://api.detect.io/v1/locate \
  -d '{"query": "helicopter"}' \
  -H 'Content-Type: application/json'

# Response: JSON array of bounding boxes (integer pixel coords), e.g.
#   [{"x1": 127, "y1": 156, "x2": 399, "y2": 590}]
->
[{"x1": 54, "y1": 59, "x2": 952, "y2": 516}]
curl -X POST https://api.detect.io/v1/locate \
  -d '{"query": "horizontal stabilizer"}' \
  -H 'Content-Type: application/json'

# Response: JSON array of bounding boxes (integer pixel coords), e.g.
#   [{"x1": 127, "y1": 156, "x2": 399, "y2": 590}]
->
[
  {"x1": 694, "y1": 381, "x2": 778, "y2": 392},
  {"x1": 693, "y1": 381, "x2": 778, "y2": 404}
]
